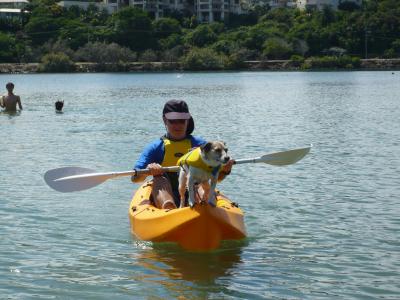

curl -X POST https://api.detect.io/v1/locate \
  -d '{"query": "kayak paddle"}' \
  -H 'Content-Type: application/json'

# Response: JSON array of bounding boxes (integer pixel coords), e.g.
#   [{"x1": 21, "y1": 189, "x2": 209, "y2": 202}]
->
[
  {"x1": 44, "y1": 166, "x2": 180, "y2": 193},
  {"x1": 44, "y1": 145, "x2": 311, "y2": 193}
]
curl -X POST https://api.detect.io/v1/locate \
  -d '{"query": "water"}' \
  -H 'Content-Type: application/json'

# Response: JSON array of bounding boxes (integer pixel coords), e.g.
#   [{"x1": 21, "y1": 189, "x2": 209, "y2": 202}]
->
[{"x1": 0, "y1": 71, "x2": 399, "y2": 299}]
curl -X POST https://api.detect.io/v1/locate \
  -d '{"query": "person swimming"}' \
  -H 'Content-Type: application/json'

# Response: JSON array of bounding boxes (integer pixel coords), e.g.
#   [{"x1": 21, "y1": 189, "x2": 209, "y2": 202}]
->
[{"x1": 55, "y1": 100, "x2": 64, "y2": 112}]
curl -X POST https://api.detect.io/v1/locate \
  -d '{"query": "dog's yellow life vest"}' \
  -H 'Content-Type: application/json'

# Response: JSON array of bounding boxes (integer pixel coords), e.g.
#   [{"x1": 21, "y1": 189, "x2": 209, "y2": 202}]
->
[
  {"x1": 178, "y1": 147, "x2": 222, "y2": 177},
  {"x1": 161, "y1": 137, "x2": 192, "y2": 167}
]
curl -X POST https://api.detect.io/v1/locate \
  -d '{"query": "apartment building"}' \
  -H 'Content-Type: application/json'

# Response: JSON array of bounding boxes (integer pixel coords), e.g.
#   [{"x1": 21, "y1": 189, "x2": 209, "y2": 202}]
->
[
  {"x1": 58, "y1": 0, "x2": 119, "y2": 14},
  {"x1": 0, "y1": 0, "x2": 28, "y2": 19},
  {"x1": 296, "y1": 0, "x2": 361, "y2": 10},
  {"x1": 57, "y1": 0, "x2": 362, "y2": 22},
  {"x1": 268, "y1": 0, "x2": 296, "y2": 9},
  {"x1": 128, "y1": 0, "x2": 246, "y2": 22}
]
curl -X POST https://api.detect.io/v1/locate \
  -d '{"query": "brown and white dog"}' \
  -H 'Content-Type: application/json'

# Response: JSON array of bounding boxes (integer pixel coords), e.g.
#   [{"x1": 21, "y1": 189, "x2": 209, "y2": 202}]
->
[{"x1": 178, "y1": 141, "x2": 230, "y2": 208}]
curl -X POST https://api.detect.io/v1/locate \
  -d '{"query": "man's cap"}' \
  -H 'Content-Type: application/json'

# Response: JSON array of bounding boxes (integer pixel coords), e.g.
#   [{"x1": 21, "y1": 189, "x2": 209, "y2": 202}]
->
[
  {"x1": 163, "y1": 100, "x2": 192, "y2": 120},
  {"x1": 162, "y1": 100, "x2": 194, "y2": 135}
]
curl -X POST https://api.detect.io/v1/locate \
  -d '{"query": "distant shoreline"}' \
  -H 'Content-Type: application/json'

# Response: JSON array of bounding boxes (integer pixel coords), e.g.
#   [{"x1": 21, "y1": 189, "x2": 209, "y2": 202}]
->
[{"x1": 1, "y1": 59, "x2": 400, "y2": 74}]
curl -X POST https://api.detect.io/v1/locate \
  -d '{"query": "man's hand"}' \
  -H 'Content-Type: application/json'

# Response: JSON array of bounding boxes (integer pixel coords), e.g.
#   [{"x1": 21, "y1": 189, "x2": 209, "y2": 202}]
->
[{"x1": 147, "y1": 163, "x2": 164, "y2": 176}]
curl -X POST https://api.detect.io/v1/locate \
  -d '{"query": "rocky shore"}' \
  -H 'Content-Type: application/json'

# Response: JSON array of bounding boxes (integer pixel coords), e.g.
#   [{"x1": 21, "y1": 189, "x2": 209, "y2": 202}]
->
[{"x1": 1, "y1": 59, "x2": 400, "y2": 74}]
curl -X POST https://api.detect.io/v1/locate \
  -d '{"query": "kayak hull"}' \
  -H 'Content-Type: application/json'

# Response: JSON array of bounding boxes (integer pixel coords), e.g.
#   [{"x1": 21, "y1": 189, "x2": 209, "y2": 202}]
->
[{"x1": 129, "y1": 181, "x2": 246, "y2": 251}]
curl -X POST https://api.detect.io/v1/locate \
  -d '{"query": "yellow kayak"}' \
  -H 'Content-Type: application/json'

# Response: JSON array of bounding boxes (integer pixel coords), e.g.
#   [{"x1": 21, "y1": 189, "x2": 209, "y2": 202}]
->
[{"x1": 129, "y1": 181, "x2": 246, "y2": 251}]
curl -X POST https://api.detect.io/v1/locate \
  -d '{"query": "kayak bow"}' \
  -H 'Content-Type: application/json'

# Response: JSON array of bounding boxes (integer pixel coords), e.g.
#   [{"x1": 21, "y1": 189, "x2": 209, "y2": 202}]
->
[{"x1": 129, "y1": 181, "x2": 246, "y2": 251}]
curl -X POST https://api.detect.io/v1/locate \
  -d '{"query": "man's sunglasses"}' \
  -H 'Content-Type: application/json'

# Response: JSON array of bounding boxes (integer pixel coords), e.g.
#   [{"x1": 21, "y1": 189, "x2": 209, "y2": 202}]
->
[{"x1": 167, "y1": 119, "x2": 187, "y2": 124}]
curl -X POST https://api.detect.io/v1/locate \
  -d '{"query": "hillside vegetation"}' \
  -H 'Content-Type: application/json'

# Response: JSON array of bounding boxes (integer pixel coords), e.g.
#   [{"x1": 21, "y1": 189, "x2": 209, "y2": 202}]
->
[{"x1": 1, "y1": 0, "x2": 399, "y2": 70}]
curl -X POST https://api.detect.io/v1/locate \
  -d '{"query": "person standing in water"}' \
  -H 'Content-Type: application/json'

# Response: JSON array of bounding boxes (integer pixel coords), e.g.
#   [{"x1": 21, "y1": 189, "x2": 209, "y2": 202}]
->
[{"x1": 1, "y1": 82, "x2": 23, "y2": 111}]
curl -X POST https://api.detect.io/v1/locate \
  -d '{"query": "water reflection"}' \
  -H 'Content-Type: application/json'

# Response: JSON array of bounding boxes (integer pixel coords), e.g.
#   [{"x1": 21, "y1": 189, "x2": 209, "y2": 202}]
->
[{"x1": 133, "y1": 241, "x2": 246, "y2": 284}]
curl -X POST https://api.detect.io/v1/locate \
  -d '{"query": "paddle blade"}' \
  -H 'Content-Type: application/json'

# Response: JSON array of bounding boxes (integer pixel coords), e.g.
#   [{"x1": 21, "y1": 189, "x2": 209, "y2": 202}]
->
[
  {"x1": 259, "y1": 145, "x2": 311, "y2": 166},
  {"x1": 44, "y1": 167, "x2": 106, "y2": 193}
]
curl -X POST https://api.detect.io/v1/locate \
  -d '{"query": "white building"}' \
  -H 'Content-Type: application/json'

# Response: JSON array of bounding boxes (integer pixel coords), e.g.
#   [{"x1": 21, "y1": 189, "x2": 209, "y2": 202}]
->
[
  {"x1": 296, "y1": 0, "x2": 361, "y2": 10},
  {"x1": 57, "y1": 0, "x2": 362, "y2": 23},
  {"x1": 129, "y1": 0, "x2": 246, "y2": 22},
  {"x1": 58, "y1": 0, "x2": 119, "y2": 14},
  {"x1": 0, "y1": 0, "x2": 28, "y2": 19},
  {"x1": 268, "y1": 0, "x2": 296, "y2": 9}
]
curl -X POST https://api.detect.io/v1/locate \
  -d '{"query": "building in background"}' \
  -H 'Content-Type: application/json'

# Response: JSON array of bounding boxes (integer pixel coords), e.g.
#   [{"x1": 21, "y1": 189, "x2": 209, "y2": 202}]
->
[
  {"x1": 58, "y1": 0, "x2": 119, "y2": 14},
  {"x1": 296, "y1": 0, "x2": 361, "y2": 10},
  {"x1": 268, "y1": 0, "x2": 296, "y2": 9},
  {"x1": 57, "y1": 0, "x2": 362, "y2": 22},
  {"x1": 127, "y1": 0, "x2": 247, "y2": 22},
  {"x1": 0, "y1": 0, "x2": 28, "y2": 19}
]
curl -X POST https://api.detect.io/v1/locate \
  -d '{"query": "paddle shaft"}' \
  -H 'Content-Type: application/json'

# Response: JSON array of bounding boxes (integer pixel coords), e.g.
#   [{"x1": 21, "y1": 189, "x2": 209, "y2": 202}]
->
[
  {"x1": 234, "y1": 158, "x2": 262, "y2": 164},
  {"x1": 45, "y1": 145, "x2": 311, "y2": 192},
  {"x1": 60, "y1": 166, "x2": 180, "y2": 181}
]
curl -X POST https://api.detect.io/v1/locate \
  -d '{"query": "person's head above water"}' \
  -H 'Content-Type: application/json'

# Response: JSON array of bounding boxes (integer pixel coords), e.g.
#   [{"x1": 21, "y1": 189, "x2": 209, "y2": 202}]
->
[
  {"x1": 6, "y1": 82, "x2": 14, "y2": 92},
  {"x1": 55, "y1": 100, "x2": 64, "y2": 111}
]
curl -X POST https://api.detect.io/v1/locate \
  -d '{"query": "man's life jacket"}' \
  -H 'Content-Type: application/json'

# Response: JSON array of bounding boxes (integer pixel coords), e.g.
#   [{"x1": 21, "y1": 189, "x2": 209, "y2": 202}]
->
[
  {"x1": 161, "y1": 137, "x2": 192, "y2": 167},
  {"x1": 160, "y1": 137, "x2": 192, "y2": 195}
]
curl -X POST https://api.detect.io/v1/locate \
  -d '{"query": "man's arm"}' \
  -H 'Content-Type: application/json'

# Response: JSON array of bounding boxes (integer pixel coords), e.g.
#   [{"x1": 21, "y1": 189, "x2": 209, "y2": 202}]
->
[
  {"x1": 17, "y1": 96, "x2": 22, "y2": 110},
  {"x1": 0, "y1": 96, "x2": 4, "y2": 108},
  {"x1": 131, "y1": 140, "x2": 164, "y2": 183}
]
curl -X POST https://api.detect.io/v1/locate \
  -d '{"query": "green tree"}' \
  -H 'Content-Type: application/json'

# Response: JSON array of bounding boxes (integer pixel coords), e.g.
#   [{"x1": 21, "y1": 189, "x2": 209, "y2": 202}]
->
[
  {"x1": 241, "y1": 21, "x2": 285, "y2": 50},
  {"x1": 0, "y1": 32, "x2": 16, "y2": 62},
  {"x1": 24, "y1": 16, "x2": 61, "y2": 45},
  {"x1": 262, "y1": 37, "x2": 293, "y2": 59},
  {"x1": 159, "y1": 33, "x2": 183, "y2": 50},
  {"x1": 153, "y1": 18, "x2": 181, "y2": 39},
  {"x1": 184, "y1": 24, "x2": 218, "y2": 47},
  {"x1": 110, "y1": 7, "x2": 154, "y2": 51},
  {"x1": 59, "y1": 19, "x2": 91, "y2": 50}
]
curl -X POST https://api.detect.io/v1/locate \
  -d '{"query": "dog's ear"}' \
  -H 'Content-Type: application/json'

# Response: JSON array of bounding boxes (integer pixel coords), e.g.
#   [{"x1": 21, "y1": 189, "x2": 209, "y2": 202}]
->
[{"x1": 201, "y1": 142, "x2": 212, "y2": 152}]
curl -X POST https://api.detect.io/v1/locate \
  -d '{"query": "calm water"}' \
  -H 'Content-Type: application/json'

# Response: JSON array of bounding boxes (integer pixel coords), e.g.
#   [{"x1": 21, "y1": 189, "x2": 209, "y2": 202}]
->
[{"x1": 0, "y1": 71, "x2": 399, "y2": 299}]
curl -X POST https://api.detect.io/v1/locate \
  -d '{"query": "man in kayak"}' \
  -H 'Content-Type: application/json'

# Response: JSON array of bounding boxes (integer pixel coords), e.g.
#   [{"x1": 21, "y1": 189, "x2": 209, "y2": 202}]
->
[
  {"x1": 131, "y1": 99, "x2": 234, "y2": 209},
  {"x1": 1, "y1": 82, "x2": 23, "y2": 112}
]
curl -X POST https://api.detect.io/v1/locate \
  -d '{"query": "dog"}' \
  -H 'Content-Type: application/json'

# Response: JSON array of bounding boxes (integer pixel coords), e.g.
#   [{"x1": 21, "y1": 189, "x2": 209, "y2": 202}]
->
[
  {"x1": 55, "y1": 100, "x2": 64, "y2": 112},
  {"x1": 178, "y1": 141, "x2": 230, "y2": 208}
]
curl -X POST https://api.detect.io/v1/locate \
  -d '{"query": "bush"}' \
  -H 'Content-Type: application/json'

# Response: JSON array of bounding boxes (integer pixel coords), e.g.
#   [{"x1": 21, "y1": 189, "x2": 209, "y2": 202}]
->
[
  {"x1": 42, "y1": 40, "x2": 75, "y2": 59},
  {"x1": 384, "y1": 49, "x2": 396, "y2": 58},
  {"x1": 0, "y1": 32, "x2": 16, "y2": 62},
  {"x1": 211, "y1": 39, "x2": 238, "y2": 55},
  {"x1": 385, "y1": 39, "x2": 400, "y2": 58},
  {"x1": 226, "y1": 52, "x2": 245, "y2": 69},
  {"x1": 180, "y1": 47, "x2": 227, "y2": 70},
  {"x1": 290, "y1": 55, "x2": 305, "y2": 67},
  {"x1": 304, "y1": 55, "x2": 360, "y2": 69},
  {"x1": 38, "y1": 52, "x2": 76, "y2": 72},
  {"x1": 262, "y1": 38, "x2": 293, "y2": 59},
  {"x1": 226, "y1": 48, "x2": 255, "y2": 69},
  {"x1": 75, "y1": 42, "x2": 137, "y2": 63},
  {"x1": 159, "y1": 33, "x2": 183, "y2": 50},
  {"x1": 139, "y1": 49, "x2": 158, "y2": 62},
  {"x1": 161, "y1": 45, "x2": 184, "y2": 62}
]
